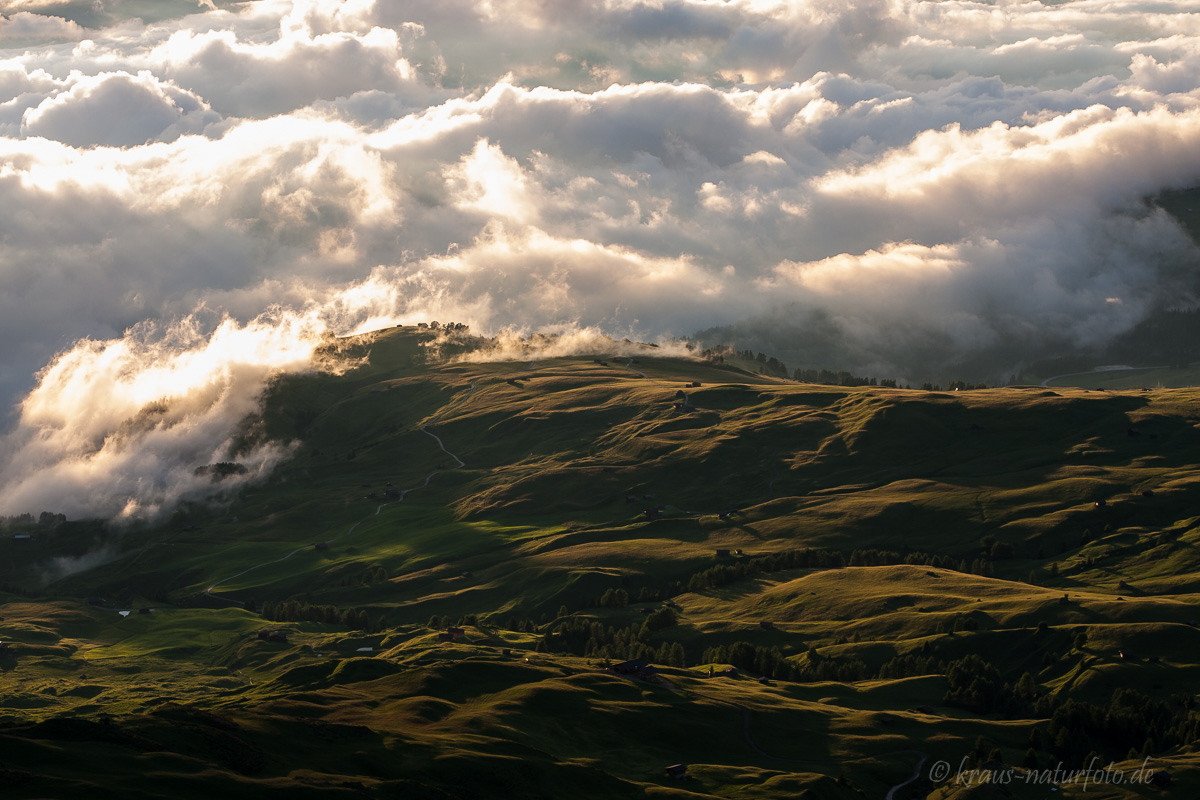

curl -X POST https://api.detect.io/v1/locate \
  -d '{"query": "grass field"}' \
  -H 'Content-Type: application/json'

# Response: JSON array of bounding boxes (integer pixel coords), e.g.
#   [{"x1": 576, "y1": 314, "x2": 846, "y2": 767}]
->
[
  {"x1": 2, "y1": 326, "x2": 1198, "y2": 798},
  {"x1": 1044, "y1": 365, "x2": 1200, "y2": 390}
]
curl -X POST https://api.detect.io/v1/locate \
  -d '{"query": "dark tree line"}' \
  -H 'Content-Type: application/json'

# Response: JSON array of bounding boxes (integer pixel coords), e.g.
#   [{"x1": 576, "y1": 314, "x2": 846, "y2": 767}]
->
[
  {"x1": 686, "y1": 548, "x2": 846, "y2": 592},
  {"x1": 701, "y1": 642, "x2": 869, "y2": 682},
  {"x1": 943, "y1": 653, "x2": 1200, "y2": 765},
  {"x1": 0, "y1": 511, "x2": 67, "y2": 531},
  {"x1": 793, "y1": 368, "x2": 882, "y2": 386},
  {"x1": 259, "y1": 599, "x2": 375, "y2": 632},
  {"x1": 536, "y1": 608, "x2": 686, "y2": 666},
  {"x1": 1041, "y1": 689, "x2": 1200, "y2": 765},
  {"x1": 193, "y1": 462, "x2": 248, "y2": 480}
]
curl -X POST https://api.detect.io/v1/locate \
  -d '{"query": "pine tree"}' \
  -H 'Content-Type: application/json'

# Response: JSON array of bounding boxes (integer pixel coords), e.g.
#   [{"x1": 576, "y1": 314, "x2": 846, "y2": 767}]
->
[{"x1": 669, "y1": 642, "x2": 686, "y2": 667}]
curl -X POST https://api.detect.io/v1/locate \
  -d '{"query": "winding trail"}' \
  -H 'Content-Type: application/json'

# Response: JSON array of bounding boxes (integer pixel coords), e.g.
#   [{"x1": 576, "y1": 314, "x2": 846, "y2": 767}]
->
[
  {"x1": 204, "y1": 380, "x2": 477, "y2": 606},
  {"x1": 883, "y1": 750, "x2": 928, "y2": 800},
  {"x1": 693, "y1": 691, "x2": 799, "y2": 762},
  {"x1": 1040, "y1": 365, "x2": 1165, "y2": 387}
]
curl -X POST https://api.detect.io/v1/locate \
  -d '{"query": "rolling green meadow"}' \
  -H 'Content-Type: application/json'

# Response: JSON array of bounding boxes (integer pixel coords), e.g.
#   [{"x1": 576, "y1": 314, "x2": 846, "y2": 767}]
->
[{"x1": 3, "y1": 325, "x2": 1200, "y2": 798}]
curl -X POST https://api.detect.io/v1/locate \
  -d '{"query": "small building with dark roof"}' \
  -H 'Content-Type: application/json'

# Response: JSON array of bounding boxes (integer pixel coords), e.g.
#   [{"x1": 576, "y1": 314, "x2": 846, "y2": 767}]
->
[
  {"x1": 665, "y1": 764, "x2": 688, "y2": 779},
  {"x1": 612, "y1": 658, "x2": 650, "y2": 675},
  {"x1": 1150, "y1": 771, "x2": 1171, "y2": 787}
]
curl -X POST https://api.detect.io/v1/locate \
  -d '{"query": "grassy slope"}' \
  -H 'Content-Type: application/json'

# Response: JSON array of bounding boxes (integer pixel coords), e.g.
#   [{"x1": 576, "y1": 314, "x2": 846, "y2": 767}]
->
[
  {"x1": 2, "y1": 326, "x2": 1200, "y2": 798},
  {"x1": 1045, "y1": 367, "x2": 1200, "y2": 391}
]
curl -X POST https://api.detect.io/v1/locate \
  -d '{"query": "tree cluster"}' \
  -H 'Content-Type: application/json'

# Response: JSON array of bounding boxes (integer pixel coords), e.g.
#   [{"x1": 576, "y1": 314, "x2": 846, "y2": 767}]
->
[
  {"x1": 792, "y1": 368, "x2": 882, "y2": 387},
  {"x1": 259, "y1": 599, "x2": 375, "y2": 632},
  {"x1": 340, "y1": 564, "x2": 388, "y2": 587},
  {"x1": 598, "y1": 587, "x2": 629, "y2": 607},
  {"x1": 943, "y1": 653, "x2": 1200, "y2": 765},
  {"x1": 193, "y1": 462, "x2": 249, "y2": 481},
  {"x1": 686, "y1": 547, "x2": 846, "y2": 592},
  {"x1": 0, "y1": 511, "x2": 67, "y2": 531},
  {"x1": 701, "y1": 642, "x2": 868, "y2": 682},
  {"x1": 1042, "y1": 689, "x2": 1200, "y2": 766},
  {"x1": 424, "y1": 321, "x2": 470, "y2": 332},
  {"x1": 536, "y1": 612, "x2": 686, "y2": 666}
]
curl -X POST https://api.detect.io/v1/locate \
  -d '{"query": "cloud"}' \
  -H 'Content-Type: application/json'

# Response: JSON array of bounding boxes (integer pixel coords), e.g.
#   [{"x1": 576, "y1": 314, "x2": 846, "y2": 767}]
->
[
  {"x1": 446, "y1": 138, "x2": 539, "y2": 224},
  {"x1": 0, "y1": 0, "x2": 1199, "y2": 518},
  {"x1": 449, "y1": 325, "x2": 697, "y2": 364},
  {"x1": 0, "y1": 311, "x2": 325, "y2": 521},
  {"x1": 1129, "y1": 49, "x2": 1200, "y2": 96},
  {"x1": 0, "y1": 11, "x2": 83, "y2": 43},
  {"x1": 0, "y1": 250, "x2": 705, "y2": 521},
  {"x1": 21, "y1": 70, "x2": 219, "y2": 145},
  {"x1": 148, "y1": 22, "x2": 425, "y2": 118}
]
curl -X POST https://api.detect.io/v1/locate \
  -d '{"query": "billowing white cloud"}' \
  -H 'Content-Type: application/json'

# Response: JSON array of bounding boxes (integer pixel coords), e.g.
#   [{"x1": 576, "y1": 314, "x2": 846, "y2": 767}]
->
[
  {"x1": 0, "y1": 311, "x2": 323, "y2": 521},
  {"x1": 21, "y1": 69, "x2": 219, "y2": 145},
  {"x1": 0, "y1": 11, "x2": 82, "y2": 42},
  {"x1": 1, "y1": 0, "x2": 1200, "y2": 518}
]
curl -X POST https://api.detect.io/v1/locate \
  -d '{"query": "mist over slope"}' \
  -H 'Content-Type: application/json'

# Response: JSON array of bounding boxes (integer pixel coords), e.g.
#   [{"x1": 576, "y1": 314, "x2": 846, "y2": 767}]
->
[{"x1": 3, "y1": 0, "x2": 1200, "y2": 516}]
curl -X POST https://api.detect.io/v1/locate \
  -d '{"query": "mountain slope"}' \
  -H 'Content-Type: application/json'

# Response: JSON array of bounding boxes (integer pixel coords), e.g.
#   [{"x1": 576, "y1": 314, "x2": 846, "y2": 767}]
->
[{"x1": 2, "y1": 325, "x2": 1199, "y2": 798}]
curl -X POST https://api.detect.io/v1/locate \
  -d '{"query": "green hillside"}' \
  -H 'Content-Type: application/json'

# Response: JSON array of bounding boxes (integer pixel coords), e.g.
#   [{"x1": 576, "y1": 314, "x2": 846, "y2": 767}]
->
[
  {"x1": 2, "y1": 325, "x2": 1199, "y2": 798},
  {"x1": 1044, "y1": 366, "x2": 1200, "y2": 391}
]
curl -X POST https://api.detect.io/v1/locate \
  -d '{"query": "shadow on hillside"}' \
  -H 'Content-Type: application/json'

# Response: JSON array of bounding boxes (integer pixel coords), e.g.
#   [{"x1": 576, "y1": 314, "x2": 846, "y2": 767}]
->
[
  {"x1": 731, "y1": 523, "x2": 765, "y2": 540},
  {"x1": 800, "y1": 391, "x2": 1160, "y2": 487}
]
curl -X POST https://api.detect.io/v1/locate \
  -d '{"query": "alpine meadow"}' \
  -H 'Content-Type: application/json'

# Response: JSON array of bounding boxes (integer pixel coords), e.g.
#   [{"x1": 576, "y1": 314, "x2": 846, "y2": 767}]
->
[{"x1": 2, "y1": 1, "x2": 1200, "y2": 798}]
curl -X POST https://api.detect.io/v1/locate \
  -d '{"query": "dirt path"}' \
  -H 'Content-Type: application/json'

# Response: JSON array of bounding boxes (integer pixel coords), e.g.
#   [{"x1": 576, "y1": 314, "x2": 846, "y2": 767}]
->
[
  {"x1": 204, "y1": 380, "x2": 477, "y2": 606},
  {"x1": 883, "y1": 750, "x2": 928, "y2": 800},
  {"x1": 1040, "y1": 365, "x2": 1164, "y2": 387},
  {"x1": 695, "y1": 692, "x2": 795, "y2": 762}
]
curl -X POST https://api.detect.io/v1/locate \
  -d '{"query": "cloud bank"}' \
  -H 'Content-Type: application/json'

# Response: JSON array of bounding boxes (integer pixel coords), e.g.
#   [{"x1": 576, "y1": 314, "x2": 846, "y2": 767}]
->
[{"x1": 1, "y1": 0, "x2": 1200, "y2": 517}]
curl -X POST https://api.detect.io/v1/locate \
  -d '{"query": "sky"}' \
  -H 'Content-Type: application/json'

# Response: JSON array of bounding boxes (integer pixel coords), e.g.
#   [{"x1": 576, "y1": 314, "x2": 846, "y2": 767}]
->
[{"x1": 1, "y1": 0, "x2": 1199, "y2": 519}]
